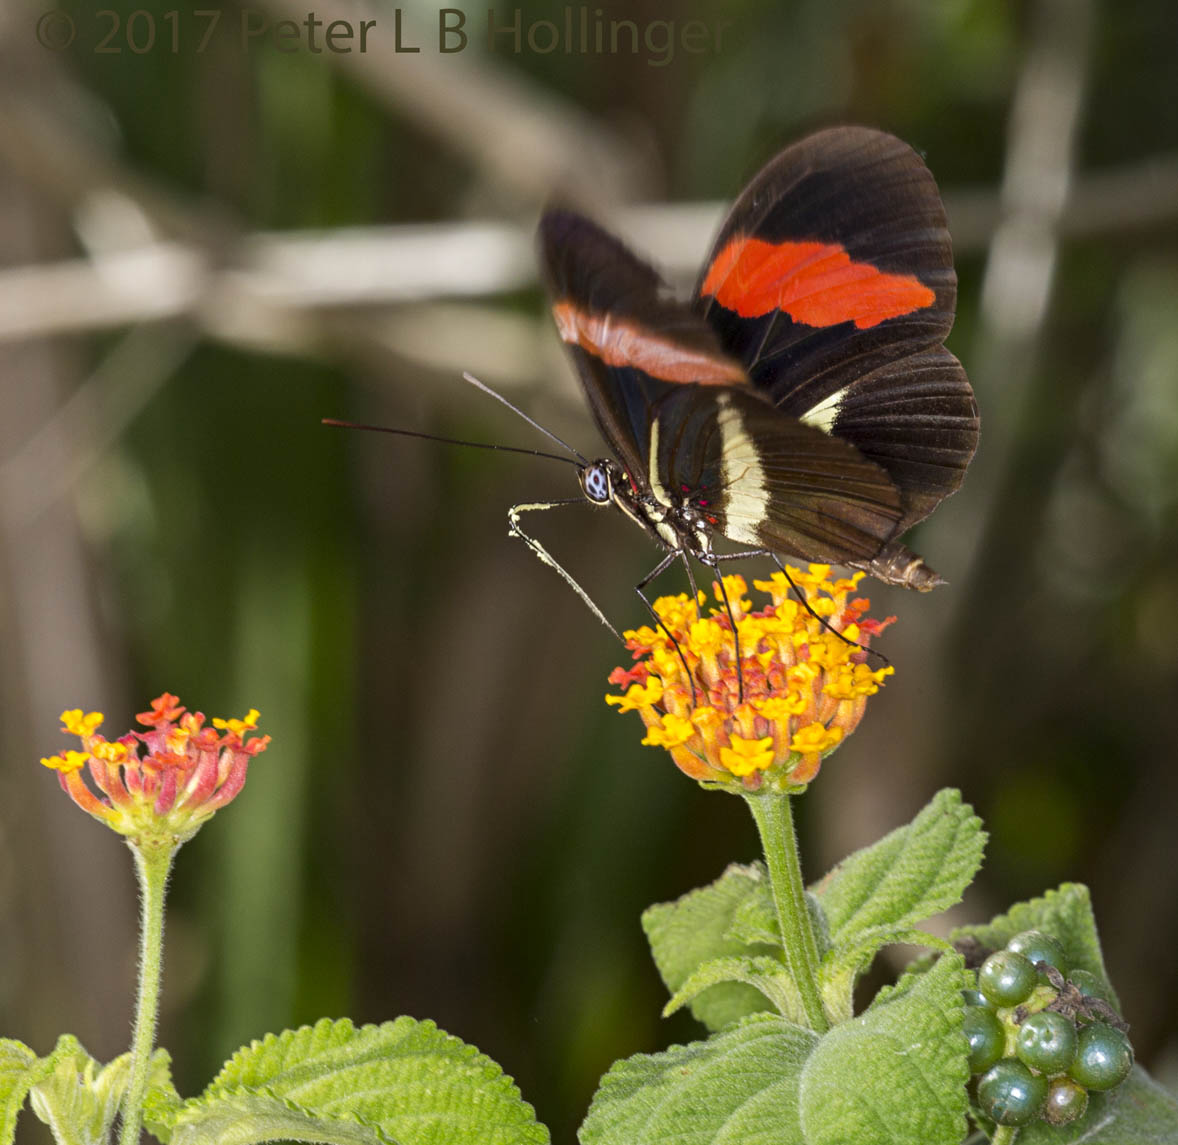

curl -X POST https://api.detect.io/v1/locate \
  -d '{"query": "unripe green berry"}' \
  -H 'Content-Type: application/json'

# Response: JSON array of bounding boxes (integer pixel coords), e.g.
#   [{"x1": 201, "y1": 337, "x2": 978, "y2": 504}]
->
[
  {"x1": 979, "y1": 950, "x2": 1037, "y2": 1008},
  {"x1": 1044, "y1": 1077, "x2": 1089, "y2": 1126},
  {"x1": 964, "y1": 1005, "x2": 1006, "y2": 1074},
  {"x1": 1016, "y1": 1010, "x2": 1077, "y2": 1075},
  {"x1": 1068, "y1": 969, "x2": 1113, "y2": 1005},
  {"x1": 1070, "y1": 1022, "x2": 1133, "y2": 1091},
  {"x1": 1007, "y1": 929, "x2": 1070, "y2": 977},
  {"x1": 978, "y1": 1059, "x2": 1048, "y2": 1126}
]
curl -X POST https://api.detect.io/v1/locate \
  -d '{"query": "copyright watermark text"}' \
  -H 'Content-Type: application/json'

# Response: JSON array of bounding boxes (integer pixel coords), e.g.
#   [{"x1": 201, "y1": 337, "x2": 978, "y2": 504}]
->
[{"x1": 35, "y1": 6, "x2": 729, "y2": 65}]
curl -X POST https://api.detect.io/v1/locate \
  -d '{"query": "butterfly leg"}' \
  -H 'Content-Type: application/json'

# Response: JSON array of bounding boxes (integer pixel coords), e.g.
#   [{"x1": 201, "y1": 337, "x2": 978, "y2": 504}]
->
[
  {"x1": 697, "y1": 553, "x2": 750, "y2": 701},
  {"x1": 763, "y1": 553, "x2": 890, "y2": 667},
  {"x1": 710, "y1": 549, "x2": 772, "y2": 562},
  {"x1": 507, "y1": 500, "x2": 623, "y2": 642},
  {"x1": 708, "y1": 548, "x2": 887, "y2": 680},
  {"x1": 674, "y1": 549, "x2": 705, "y2": 620},
  {"x1": 634, "y1": 550, "x2": 700, "y2": 707}
]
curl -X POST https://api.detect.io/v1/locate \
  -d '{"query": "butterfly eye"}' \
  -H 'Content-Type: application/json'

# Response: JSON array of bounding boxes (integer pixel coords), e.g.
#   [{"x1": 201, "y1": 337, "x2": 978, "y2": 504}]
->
[{"x1": 580, "y1": 463, "x2": 612, "y2": 504}]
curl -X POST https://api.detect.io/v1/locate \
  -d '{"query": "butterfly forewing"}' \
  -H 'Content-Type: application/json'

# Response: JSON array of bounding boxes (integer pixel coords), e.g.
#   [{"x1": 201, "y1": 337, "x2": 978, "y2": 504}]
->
[
  {"x1": 695, "y1": 126, "x2": 977, "y2": 529},
  {"x1": 696, "y1": 127, "x2": 957, "y2": 374},
  {"x1": 539, "y1": 209, "x2": 748, "y2": 489}
]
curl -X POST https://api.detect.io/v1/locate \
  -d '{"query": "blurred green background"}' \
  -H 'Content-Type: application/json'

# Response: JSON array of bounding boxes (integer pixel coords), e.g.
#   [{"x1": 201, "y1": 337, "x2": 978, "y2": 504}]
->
[{"x1": 2, "y1": 0, "x2": 1177, "y2": 1140}]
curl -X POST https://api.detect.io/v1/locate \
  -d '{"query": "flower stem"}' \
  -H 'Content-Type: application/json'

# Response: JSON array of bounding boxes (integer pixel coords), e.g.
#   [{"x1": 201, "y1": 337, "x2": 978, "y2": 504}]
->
[
  {"x1": 990, "y1": 1127, "x2": 1019, "y2": 1145},
  {"x1": 119, "y1": 838, "x2": 175, "y2": 1145},
  {"x1": 743, "y1": 790, "x2": 829, "y2": 1033}
]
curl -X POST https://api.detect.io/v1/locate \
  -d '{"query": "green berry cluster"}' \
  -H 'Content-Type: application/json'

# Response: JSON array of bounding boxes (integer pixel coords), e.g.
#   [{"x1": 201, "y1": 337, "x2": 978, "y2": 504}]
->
[{"x1": 962, "y1": 930, "x2": 1133, "y2": 1129}]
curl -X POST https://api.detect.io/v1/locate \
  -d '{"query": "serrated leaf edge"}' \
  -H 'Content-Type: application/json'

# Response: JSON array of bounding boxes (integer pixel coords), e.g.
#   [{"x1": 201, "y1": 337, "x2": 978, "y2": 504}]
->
[
  {"x1": 210, "y1": 1016, "x2": 523, "y2": 1098},
  {"x1": 815, "y1": 789, "x2": 985, "y2": 941},
  {"x1": 0, "y1": 1038, "x2": 48, "y2": 1145},
  {"x1": 198, "y1": 1017, "x2": 545, "y2": 1143}
]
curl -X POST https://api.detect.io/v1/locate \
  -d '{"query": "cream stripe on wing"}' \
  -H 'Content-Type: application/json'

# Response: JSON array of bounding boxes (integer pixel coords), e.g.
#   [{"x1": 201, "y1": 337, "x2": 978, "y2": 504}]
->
[
  {"x1": 799, "y1": 385, "x2": 849, "y2": 435},
  {"x1": 716, "y1": 393, "x2": 768, "y2": 545},
  {"x1": 648, "y1": 419, "x2": 673, "y2": 507}
]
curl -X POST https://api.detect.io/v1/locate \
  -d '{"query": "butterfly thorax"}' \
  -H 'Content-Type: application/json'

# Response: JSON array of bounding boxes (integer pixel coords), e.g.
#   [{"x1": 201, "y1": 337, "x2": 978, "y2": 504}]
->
[{"x1": 578, "y1": 459, "x2": 714, "y2": 560}]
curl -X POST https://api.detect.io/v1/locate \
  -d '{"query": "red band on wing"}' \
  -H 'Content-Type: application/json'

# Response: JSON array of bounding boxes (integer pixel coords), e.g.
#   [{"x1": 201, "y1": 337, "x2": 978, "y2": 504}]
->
[
  {"x1": 700, "y1": 236, "x2": 935, "y2": 330},
  {"x1": 552, "y1": 301, "x2": 747, "y2": 385}
]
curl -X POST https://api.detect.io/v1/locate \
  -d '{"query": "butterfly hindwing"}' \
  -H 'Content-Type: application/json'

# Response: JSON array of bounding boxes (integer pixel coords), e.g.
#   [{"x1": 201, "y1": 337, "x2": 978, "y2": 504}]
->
[
  {"x1": 810, "y1": 344, "x2": 976, "y2": 533},
  {"x1": 652, "y1": 386, "x2": 904, "y2": 563}
]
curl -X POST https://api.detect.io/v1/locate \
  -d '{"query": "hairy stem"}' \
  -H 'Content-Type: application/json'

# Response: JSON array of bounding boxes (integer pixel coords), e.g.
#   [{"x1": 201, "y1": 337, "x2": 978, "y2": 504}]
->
[
  {"x1": 744, "y1": 790, "x2": 829, "y2": 1033},
  {"x1": 119, "y1": 839, "x2": 175, "y2": 1145}
]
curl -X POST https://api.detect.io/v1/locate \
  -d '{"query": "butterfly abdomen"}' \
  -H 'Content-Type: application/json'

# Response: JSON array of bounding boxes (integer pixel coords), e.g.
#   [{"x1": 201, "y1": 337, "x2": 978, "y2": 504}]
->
[{"x1": 851, "y1": 541, "x2": 945, "y2": 591}]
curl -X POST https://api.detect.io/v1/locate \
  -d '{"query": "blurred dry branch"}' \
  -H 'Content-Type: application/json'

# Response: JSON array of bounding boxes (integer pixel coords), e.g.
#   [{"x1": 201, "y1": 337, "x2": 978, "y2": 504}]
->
[
  {"x1": 0, "y1": 159, "x2": 1177, "y2": 349},
  {"x1": 968, "y1": 0, "x2": 1096, "y2": 474}
]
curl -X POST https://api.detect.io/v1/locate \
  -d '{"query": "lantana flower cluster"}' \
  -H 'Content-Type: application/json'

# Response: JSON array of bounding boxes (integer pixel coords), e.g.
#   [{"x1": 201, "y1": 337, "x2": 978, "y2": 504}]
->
[
  {"x1": 40, "y1": 692, "x2": 269, "y2": 843},
  {"x1": 606, "y1": 566, "x2": 893, "y2": 791}
]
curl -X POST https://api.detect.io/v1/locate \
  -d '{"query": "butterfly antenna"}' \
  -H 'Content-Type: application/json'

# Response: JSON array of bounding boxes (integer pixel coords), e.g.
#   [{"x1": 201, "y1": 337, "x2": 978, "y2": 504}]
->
[
  {"x1": 321, "y1": 419, "x2": 581, "y2": 468},
  {"x1": 462, "y1": 372, "x2": 590, "y2": 466}
]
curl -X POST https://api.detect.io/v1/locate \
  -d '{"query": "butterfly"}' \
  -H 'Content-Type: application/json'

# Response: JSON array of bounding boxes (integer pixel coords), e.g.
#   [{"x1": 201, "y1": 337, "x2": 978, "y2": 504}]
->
[{"x1": 511, "y1": 126, "x2": 977, "y2": 630}]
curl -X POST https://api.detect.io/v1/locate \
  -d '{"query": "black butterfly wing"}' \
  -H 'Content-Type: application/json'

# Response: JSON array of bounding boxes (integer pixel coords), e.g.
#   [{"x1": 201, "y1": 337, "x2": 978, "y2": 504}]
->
[
  {"x1": 651, "y1": 385, "x2": 904, "y2": 563},
  {"x1": 696, "y1": 126, "x2": 978, "y2": 533}
]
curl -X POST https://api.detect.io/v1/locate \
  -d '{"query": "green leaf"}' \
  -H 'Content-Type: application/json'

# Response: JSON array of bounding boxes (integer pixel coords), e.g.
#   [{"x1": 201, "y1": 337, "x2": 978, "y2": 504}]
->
[
  {"x1": 584, "y1": 957, "x2": 975, "y2": 1145},
  {"x1": 811, "y1": 789, "x2": 985, "y2": 944},
  {"x1": 807, "y1": 791, "x2": 984, "y2": 1024},
  {"x1": 30, "y1": 1052, "x2": 118, "y2": 1145},
  {"x1": 143, "y1": 1050, "x2": 183, "y2": 1141},
  {"x1": 726, "y1": 890, "x2": 832, "y2": 959},
  {"x1": 16, "y1": 1036, "x2": 173, "y2": 1145},
  {"x1": 0, "y1": 1038, "x2": 42, "y2": 1145},
  {"x1": 168, "y1": 1091, "x2": 399, "y2": 1145},
  {"x1": 663, "y1": 956, "x2": 805, "y2": 1025},
  {"x1": 191, "y1": 1017, "x2": 547, "y2": 1145},
  {"x1": 1001, "y1": 1068, "x2": 1178, "y2": 1144},
  {"x1": 24, "y1": 1036, "x2": 167, "y2": 1145},
  {"x1": 820, "y1": 926, "x2": 955, "y2": 1024},
  {"x1": 726, "y1": 884, "x2": 782, "y2": 948},
  {"x1": 580, "y1": 1012, "x2": 819, "y2": 1145},
  {"x1": 643, "y1": 863, "x2": 780, "y2": 1031},
  {"x1": 952, "y1": 883, "x2": 1116, "y2": 1005},
  {"x1": 798, "y1": 953, "x2": 970, "y2": 1145}
]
